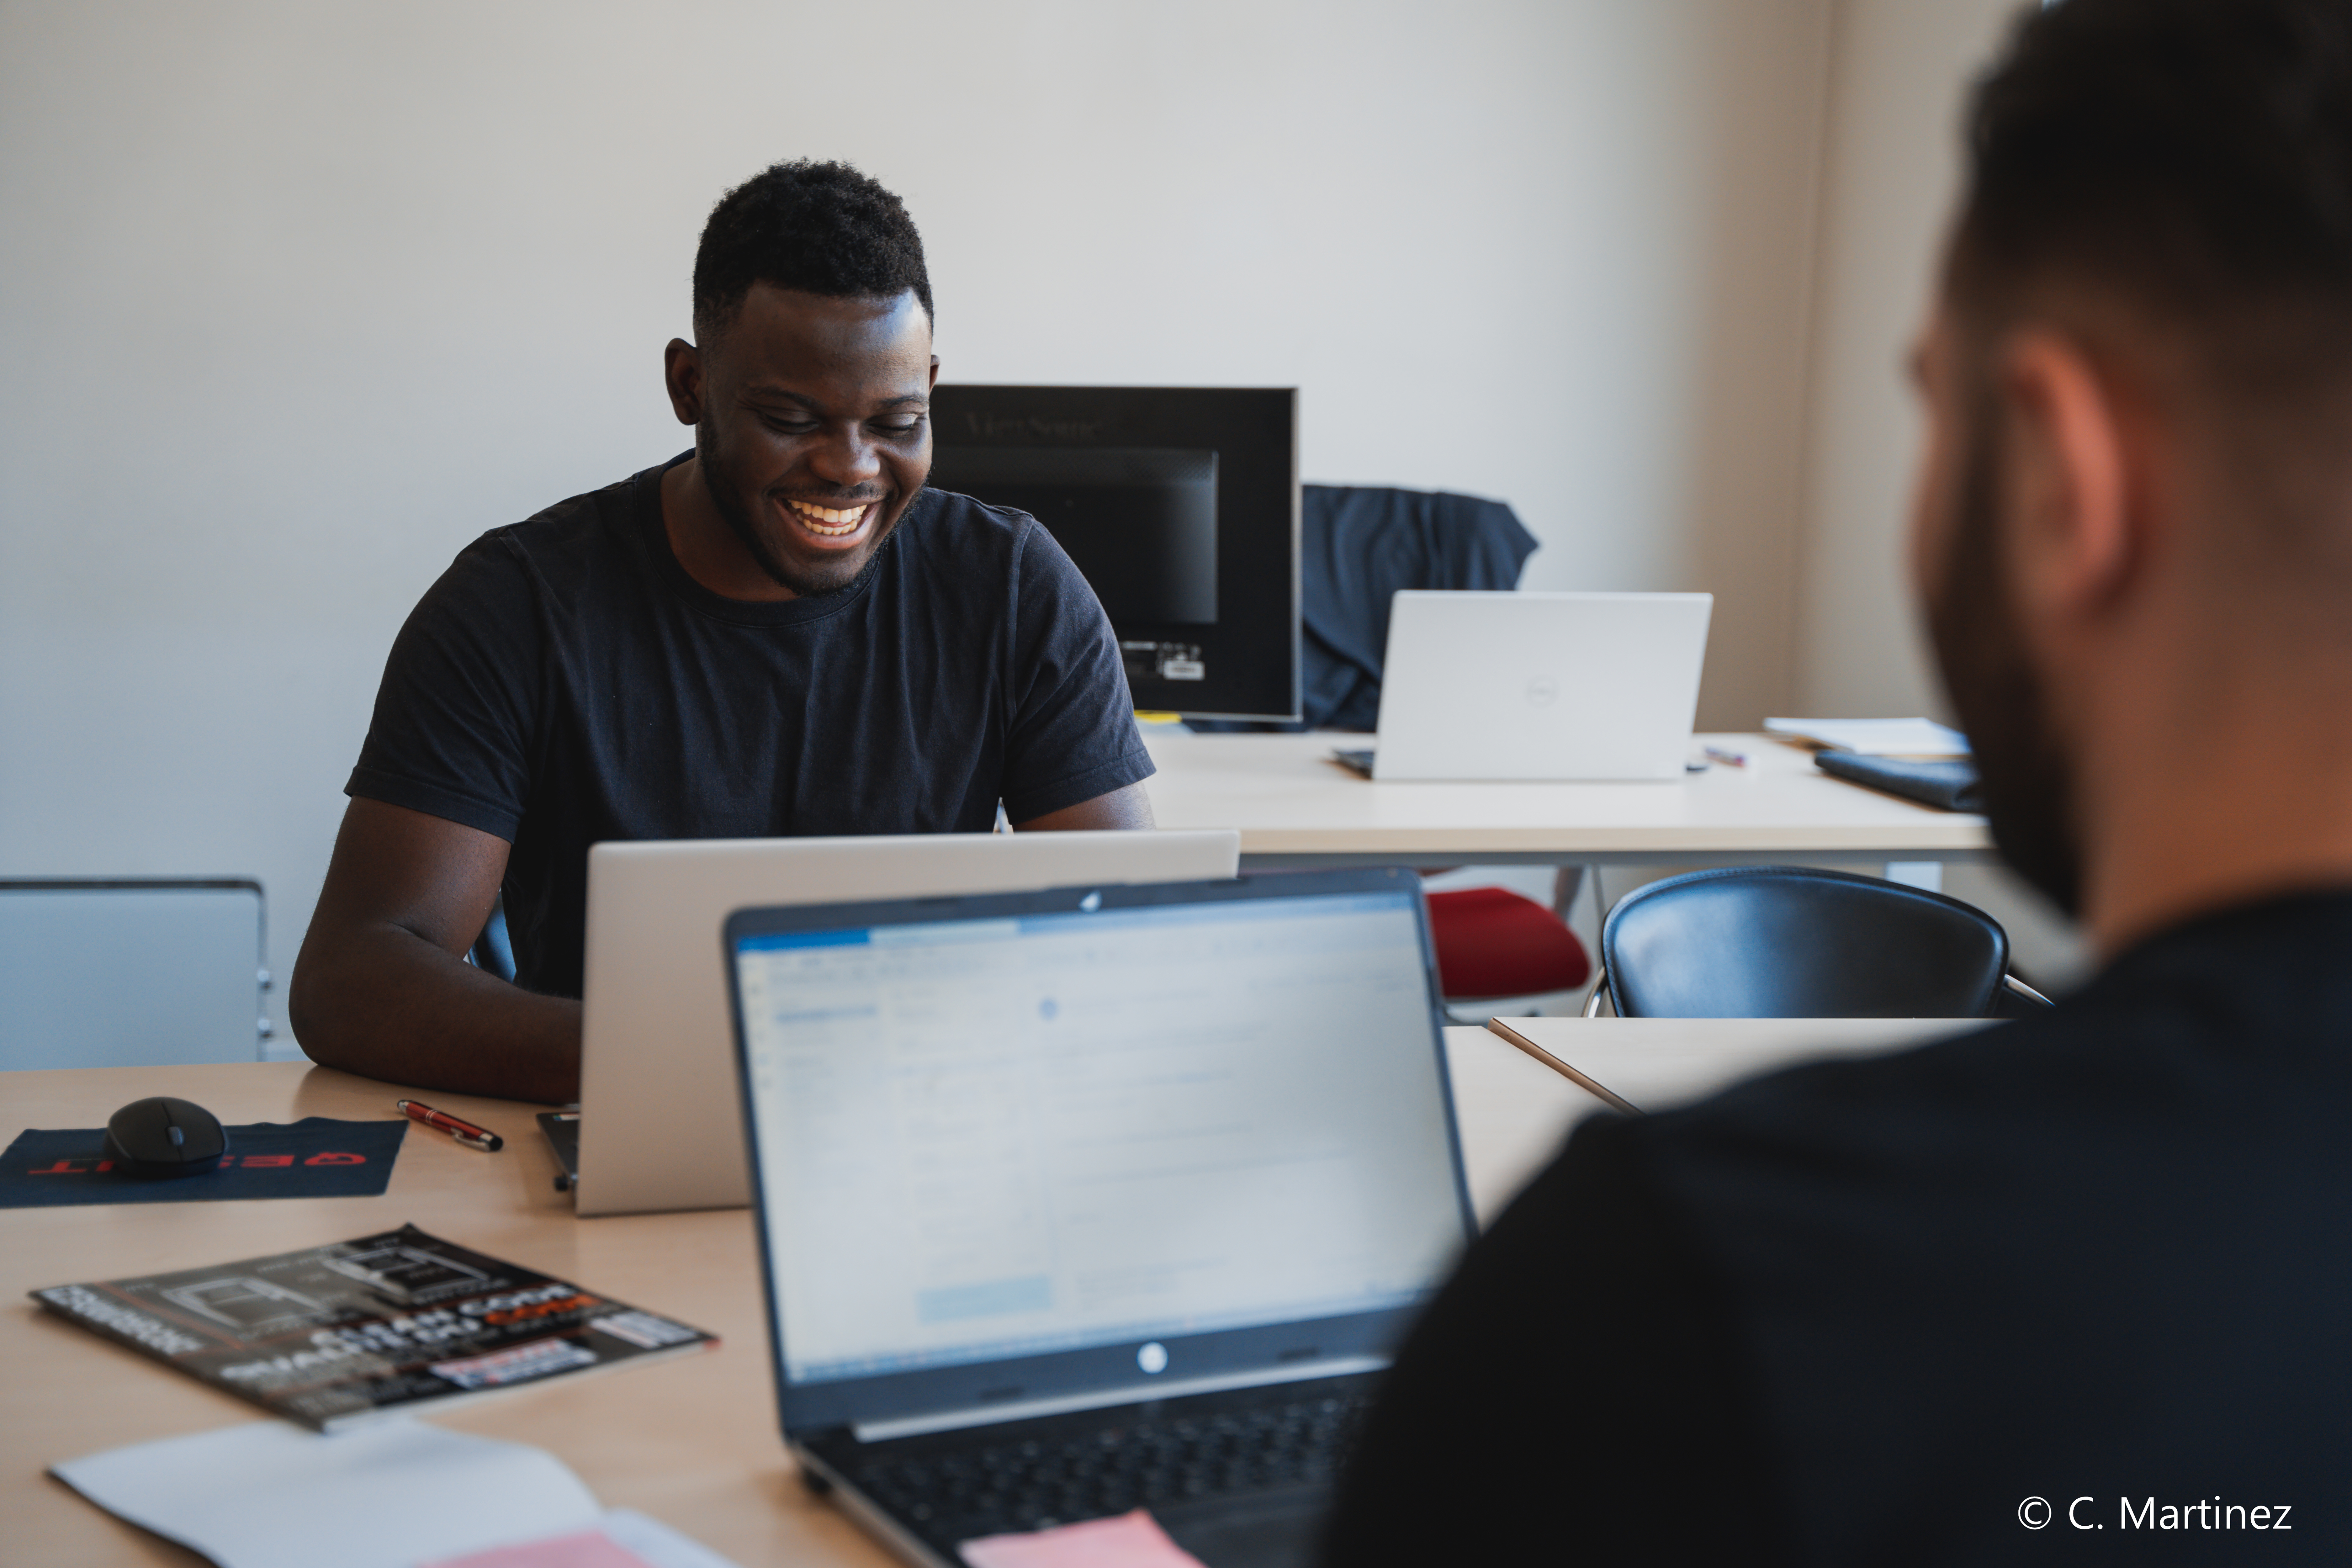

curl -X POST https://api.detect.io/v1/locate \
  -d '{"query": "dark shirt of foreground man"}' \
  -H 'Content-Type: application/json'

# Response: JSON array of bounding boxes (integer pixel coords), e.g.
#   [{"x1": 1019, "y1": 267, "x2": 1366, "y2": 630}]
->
[
  {"x1": 1330, "y1": 893, "x2": 2352, "y2": 1562},
  {"x1": 1328, "y1": 2, "x2": 2352, "y2": 1561}
]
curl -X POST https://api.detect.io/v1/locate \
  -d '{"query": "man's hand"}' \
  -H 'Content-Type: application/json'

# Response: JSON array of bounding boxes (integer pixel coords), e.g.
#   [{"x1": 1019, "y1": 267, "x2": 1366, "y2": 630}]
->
[
  {"x1": 1013, "y1": 780, "x2": 1156, "y2": 831},
  {"x1": 289, "y1": 799, "x2": 582, "y2": 1104}
]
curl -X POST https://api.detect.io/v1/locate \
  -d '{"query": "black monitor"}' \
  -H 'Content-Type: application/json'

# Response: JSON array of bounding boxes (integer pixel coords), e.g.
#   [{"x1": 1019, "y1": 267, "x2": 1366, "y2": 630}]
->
[{"x1": 927, "y1": 386, "x2": 1299, "y2": 722}]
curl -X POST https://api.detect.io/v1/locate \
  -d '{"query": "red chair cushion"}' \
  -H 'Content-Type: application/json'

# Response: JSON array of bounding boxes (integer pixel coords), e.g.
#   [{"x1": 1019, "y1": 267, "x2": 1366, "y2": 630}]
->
[{"x1": 1426, "y1": 886, "x2": 1592, "y2": 999}]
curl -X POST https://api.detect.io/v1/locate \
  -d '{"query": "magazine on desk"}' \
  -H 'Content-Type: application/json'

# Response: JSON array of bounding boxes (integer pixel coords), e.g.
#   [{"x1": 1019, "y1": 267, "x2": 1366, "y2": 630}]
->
[{"x1": 31, "y1": 1222, "x2": 716, "y2": 1431}]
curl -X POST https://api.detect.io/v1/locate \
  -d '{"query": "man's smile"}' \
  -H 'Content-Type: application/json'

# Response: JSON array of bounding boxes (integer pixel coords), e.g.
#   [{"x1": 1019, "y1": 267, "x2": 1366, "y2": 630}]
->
[{"x1": 782, "y1": 495, "x2": 880, "y2": 540}]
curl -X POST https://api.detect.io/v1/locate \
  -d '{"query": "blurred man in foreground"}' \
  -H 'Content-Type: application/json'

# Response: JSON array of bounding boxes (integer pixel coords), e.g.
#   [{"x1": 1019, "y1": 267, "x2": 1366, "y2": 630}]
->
[{"x1": 1327, "y1": 1, "x2": 2352, "y2": 1560}]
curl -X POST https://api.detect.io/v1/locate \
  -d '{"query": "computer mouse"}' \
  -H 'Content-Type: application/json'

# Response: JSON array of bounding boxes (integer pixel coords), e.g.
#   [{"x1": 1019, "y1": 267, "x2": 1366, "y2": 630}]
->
[{"x1": 103, "y1": 1096, "x2": 230, "y2": 1177}]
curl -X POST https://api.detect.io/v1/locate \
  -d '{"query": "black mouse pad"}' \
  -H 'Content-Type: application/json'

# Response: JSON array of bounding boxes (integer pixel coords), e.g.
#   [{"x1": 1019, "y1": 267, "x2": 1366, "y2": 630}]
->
[{"x1": 0, "y1": 1118, "x2": 405, "y2": 1208}]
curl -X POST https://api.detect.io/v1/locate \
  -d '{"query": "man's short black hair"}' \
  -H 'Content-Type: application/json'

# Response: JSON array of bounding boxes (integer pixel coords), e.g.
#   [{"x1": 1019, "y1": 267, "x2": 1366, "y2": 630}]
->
[
  {"x1": 692, "y1": 159, "x2": 933, "y2": 342},
  {"x1": 1954, "y1": 0, "x2": 2352, "y2": 390}
]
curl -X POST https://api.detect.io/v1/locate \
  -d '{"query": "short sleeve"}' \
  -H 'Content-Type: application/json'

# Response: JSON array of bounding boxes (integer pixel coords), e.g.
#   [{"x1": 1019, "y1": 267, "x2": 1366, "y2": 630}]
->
[
  {"x1": 344, "y1": 534, "x2": 541, "y2": 842},
  {"x1": 996, "y1": 523, "x2": 1157, "y2": 822}
]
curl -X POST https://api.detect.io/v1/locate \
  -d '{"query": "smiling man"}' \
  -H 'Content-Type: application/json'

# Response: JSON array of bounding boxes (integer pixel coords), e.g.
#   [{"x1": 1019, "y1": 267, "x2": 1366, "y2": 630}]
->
[{"x1": 290, "y1": 162, "x2": 1154, "y2": 1104}]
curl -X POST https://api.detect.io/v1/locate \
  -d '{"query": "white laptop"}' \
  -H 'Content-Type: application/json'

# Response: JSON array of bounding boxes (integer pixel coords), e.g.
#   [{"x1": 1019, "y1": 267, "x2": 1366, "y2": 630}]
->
[
  {"x1": 573, "y1": 830, "x2": 1239, "y2": 1216},
  {"x1": 1340, "y1": 590, "x2": 1713, "y2": 781},
  {"x1": 723, "y1": 868, "x2": 1473, "y2": 1566}
]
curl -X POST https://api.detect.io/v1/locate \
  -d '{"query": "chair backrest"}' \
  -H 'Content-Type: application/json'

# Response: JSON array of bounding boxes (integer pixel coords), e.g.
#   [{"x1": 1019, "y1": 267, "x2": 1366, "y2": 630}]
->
[
  {"x1": 468, "y1": 893, "x2": 516, "y2": 982},
  {"x1": 0, "y1": 878, "x2": 269, "y2": 1069},
  {"x1": 1601, "y1": 866, "x2": 2010, "y2": 1018}
]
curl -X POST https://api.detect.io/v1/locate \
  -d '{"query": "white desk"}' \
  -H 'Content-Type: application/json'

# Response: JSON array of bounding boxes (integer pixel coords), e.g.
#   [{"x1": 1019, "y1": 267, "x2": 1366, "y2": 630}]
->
[
  {"x1": 1444, "y1": 1016, "x2": 1977, "y2": 1218},
  {"x1": 3, "y1": 1019, "x2": 1968, "y2": 1564},
  {"x1": 1140, "y1": 730, "x2": 1990, "y2": 870}
]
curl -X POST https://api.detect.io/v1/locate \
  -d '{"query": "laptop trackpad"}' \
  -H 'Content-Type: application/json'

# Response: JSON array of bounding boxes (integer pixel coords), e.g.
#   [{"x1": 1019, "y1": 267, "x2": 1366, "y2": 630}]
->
[{"x1": 1156, "y1": 1485, "x2": 1329, "y2": 1568}]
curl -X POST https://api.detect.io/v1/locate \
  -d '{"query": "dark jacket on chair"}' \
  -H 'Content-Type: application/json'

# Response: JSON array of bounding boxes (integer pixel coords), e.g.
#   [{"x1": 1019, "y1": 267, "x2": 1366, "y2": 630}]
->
[{"x1": 1198, "y1": 485, "x2": 1539, "y2": 732}]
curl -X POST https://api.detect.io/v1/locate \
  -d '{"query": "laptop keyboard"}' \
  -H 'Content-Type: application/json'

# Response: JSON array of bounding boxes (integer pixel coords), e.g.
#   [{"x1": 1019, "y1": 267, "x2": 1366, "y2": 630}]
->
[{"x1": 843, "y1": 1388, "x2": 1372, "y2": 1540}]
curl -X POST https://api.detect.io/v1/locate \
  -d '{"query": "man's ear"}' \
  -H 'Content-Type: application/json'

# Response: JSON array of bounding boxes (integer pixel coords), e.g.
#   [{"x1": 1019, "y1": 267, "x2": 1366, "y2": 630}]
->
[
  {"x1": 929, "y1": 354, "x2": 941, "y2": 391},
  {"x1": 1997, "y1": 330, "x2": 2135, "y2": 622},
  {"x1": 664, "y1": 338, "x2": 704, "y2": 426}
]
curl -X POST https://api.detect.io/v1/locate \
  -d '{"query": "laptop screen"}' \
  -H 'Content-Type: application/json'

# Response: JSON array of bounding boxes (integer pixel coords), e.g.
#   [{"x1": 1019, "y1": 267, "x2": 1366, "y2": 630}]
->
[{"x1": 728, "y1": 872, "x2": 1472, "y2": 1429}]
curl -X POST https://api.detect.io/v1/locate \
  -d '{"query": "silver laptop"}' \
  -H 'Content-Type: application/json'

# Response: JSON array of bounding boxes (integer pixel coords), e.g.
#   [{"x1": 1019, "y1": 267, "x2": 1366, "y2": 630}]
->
[
  {"x1": 574, "y1": 830, "x2": 1239, "y2": 1217},
  {"x1": 1344, "y1": 590, "x2": 1713, "y2": 781},
  {"x1": 723, "y1": 869, "x2": 1474, "y2": 1568}
]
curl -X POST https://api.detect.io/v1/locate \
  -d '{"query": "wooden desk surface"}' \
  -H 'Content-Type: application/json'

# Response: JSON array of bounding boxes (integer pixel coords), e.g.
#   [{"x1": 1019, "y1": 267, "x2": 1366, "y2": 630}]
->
[
  {"x1": 1139, "y1": 730, "x2": 1990, "y2": 862},
  {"x1": 3, "y1": 1020, "x2": 1968, "y2": 1564}
]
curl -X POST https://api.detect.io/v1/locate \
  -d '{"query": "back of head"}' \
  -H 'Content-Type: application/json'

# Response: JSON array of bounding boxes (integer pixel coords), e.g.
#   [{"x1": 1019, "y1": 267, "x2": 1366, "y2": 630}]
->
[
  {"x1": 692, "y1": 159, "x2": 934, "y2": 344},
  {"x1": 1952, "y1": 0, "x2": 2352, "y2": 585}
]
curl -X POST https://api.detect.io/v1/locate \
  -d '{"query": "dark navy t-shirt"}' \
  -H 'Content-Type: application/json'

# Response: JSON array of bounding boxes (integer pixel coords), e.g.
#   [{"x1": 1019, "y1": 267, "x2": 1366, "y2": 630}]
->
[{"x1": 347, "y1": 454, "x2": 1154, "y2": 997}]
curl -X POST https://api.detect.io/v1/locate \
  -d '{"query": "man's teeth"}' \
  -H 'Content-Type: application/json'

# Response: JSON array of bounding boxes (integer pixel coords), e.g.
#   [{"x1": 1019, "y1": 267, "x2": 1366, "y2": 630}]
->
[{"x1": 787, "y1": 499, "x2": 869, "y2": 535}]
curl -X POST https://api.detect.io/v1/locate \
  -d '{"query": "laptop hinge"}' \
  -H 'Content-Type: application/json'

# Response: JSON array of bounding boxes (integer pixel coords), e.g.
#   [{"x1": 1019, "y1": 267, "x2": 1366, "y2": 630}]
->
[{"x1": 847, "y1": 1355, "x2": 1387, "y2": 1444}]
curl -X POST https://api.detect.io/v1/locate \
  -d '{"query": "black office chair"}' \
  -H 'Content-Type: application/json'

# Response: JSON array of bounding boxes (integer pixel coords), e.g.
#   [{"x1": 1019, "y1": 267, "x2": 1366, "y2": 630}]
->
[{"x1": 1582, "y1": 866, "x2": 2054, "y2": 1018}]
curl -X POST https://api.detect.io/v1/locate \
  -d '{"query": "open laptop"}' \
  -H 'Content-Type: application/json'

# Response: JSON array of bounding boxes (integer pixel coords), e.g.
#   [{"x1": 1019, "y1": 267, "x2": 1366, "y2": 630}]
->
[
  {"x1": 1332, "y1": 590, "x2": 1713, "y2": 781},
  {"x1": 573, "y1": 830, "x2": 1239, "y2": 1217},
  {"x1": 723, "y1": 869, "x2": 1475, "y2": 1568}
]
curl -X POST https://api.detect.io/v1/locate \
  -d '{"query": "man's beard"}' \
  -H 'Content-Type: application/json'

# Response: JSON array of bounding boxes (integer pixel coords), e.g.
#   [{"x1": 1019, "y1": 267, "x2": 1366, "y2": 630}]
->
[
  {"x1": 1923, "y1": 408, "x2": 2086, "y2": 918},
  {"x1": 697, "y1": 424, "x2": 902, "y2": 598}
]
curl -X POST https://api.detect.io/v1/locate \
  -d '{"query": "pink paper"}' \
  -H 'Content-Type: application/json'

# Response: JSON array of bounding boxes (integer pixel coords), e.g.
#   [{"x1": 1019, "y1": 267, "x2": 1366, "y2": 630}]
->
[
  {"x1": 959, "y1": 1509, "x2": 1209, "y2": 1568},
  {"x1": 423, "y1": 1526, "x2": 657, "y2": 1568}
]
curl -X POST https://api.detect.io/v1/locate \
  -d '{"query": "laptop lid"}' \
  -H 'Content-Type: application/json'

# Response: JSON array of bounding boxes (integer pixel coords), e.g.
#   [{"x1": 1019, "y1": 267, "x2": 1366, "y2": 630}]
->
[
  {"x1": 723, "y1": 868, "x2": 1476, "y2": 1439},
  {"x1": 1369, "y1": 590, "x2": 1713, "y2": 780},
  {"x1": 576, "y1": 830, "x2": 1241, "y2": 1217}
]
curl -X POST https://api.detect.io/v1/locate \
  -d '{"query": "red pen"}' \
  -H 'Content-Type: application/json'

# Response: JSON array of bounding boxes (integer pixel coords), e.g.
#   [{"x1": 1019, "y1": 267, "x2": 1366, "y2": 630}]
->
[{"x1": 394, "y1": 1099, "x2": 504, "y2": 1152}]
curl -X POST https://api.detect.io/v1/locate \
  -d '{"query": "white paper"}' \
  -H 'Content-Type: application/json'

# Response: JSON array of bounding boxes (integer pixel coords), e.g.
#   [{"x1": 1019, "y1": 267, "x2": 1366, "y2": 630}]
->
[
  {"x1": 1762, "y1": 716, "x2": 1970, "y2": 757},
  {"x1": 51, "y1": 1419, "x2": 602, "y2": 1568}
]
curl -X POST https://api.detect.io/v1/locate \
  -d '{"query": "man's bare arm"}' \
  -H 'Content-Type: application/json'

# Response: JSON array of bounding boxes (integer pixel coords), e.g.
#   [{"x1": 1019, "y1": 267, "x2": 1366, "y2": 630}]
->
[
  {"x1": 1013, "y1": 780, "x2": 1156, "y2": 831},
  {"x1": 289, "y1": 798, "x2": 582, "y2": 1104}
]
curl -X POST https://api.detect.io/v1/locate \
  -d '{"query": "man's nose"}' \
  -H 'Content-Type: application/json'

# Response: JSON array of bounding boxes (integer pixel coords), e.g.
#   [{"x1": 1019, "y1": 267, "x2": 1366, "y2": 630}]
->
[{"x1": 807, "y1": 425, "x2": 882, "y2": 490}]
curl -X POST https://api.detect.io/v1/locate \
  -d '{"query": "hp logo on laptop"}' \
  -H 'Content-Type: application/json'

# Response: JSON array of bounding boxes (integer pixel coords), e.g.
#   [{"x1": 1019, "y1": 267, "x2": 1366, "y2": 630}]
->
[{"x1": 1137, "y1": 1342, "x2": 1168, "y2": 1374}]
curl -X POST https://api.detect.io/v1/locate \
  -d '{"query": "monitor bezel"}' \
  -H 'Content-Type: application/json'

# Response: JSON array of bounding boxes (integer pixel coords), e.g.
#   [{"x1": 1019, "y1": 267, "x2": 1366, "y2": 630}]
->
[
  {"x1": 928, "y1": 384, "x2": 1301, "y2": 723},
  {"x1": 721, "y1": 867, "x2": 1474, "y2": 1435}
]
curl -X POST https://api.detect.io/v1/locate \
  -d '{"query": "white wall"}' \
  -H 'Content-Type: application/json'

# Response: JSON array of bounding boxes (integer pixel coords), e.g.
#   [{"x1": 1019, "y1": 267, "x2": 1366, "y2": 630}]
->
[
  {"x1": 1793, "y1": 0, "x2": 2023, "y2": 721},
  {"x1": 0, "y1": 0, "x2": 1841, "y2": 1047},
  {"x1": 1793, "y1": 0, "x2": 2086, "y2": 985}
]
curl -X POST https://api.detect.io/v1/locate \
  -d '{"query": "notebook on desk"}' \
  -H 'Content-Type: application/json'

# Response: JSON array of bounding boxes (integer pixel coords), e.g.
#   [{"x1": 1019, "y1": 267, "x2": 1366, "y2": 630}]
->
[
  {"x1": 1342, "y1": 590, "x2": 1712, "y2": 781},
  {"x1": 722, "y1": 869, "x2": 1475, "y2": 1568}
]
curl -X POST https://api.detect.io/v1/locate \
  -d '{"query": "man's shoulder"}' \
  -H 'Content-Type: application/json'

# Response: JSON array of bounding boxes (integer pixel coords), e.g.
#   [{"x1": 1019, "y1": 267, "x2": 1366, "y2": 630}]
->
[
  {"x1": 476, "y1": 465, "x2": 650, "y2": 571},
  {"x1": 1630, "y1": 994, "x2": 2190, "y2": 1213},
  {"x1": 1646, "y1": 889, "x2": 2352, "y2": 1187},
  {"x1": 419, "y1": 463, "x2": 657, "y2": 612},
  {"x1": 897, "y1": 487, "x2": 1043, "y2": 568},
  {"x1": 889, "y1": 488, "x2": 1104, "y2": 626},
  {"x1": 1598, "y1": 894, "x2": 2352, "y2": 1312}
]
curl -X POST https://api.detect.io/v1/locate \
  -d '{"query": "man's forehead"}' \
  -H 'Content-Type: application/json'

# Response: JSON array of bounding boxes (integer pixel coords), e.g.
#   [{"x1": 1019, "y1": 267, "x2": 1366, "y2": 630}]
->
[{"x1": 715, "y1": 283, "x2": 931, "y2": 382}]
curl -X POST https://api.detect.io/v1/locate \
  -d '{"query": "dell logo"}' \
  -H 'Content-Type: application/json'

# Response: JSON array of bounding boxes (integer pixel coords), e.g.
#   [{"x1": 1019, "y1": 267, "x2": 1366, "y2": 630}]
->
[
  {"x1": 1137, "y1": 1342, "x2": 1168, "y2": 1374},
  {"x1": 1079, "y1": 890, "x2": 1102, "y2": 912}
]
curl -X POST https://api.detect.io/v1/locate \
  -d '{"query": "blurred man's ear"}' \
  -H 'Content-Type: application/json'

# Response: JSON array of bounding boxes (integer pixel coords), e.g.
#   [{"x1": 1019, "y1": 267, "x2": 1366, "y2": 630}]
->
[{"x1": 1995, "y1": 331, "x2": 2135, "y2": 630}]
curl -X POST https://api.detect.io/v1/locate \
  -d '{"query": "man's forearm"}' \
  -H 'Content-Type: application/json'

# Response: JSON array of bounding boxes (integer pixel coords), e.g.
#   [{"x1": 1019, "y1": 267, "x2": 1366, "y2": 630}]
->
[{"x1": 289, "y1": 921, "x2": 583, "y2": 1104}]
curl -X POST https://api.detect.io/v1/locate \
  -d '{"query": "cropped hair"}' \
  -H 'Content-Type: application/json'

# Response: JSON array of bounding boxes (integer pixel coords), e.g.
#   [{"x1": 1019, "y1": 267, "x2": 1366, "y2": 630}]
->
[
  {"x1": 1953, "y1": 0, "x2": 2352, "y2": 395},
  {"x1": 691, "y1": 160, "x2": 933, "y2": 342}
]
